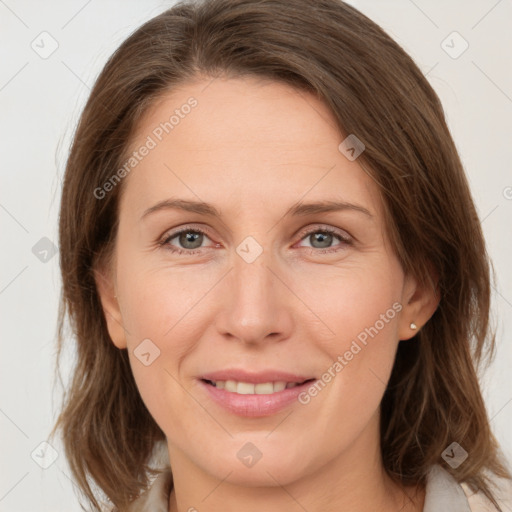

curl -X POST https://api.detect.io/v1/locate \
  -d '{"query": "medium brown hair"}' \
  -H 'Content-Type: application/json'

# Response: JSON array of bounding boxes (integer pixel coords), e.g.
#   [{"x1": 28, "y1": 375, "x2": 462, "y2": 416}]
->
[{"x1": 51, "y1": 0, "x2": 511, "y2": 509}]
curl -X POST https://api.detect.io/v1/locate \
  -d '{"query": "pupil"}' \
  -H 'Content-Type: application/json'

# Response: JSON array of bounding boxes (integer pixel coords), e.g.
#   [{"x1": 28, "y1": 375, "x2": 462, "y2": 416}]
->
[
  {"x1": 312, "y1": 232, "x2": 332, "y2": 248},
  {"x1": 180, "y1": 231, "x2": 202, "y2": 249}
]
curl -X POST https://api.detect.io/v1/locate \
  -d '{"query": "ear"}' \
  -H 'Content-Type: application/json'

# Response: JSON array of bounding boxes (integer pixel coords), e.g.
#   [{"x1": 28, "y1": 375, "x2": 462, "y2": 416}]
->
[
  {"x1": 398, "y1": 266, "x2": 440, "y2": 341},
  {"x1": 93, "y1": 257, "x2": 128, "y2": 350}
]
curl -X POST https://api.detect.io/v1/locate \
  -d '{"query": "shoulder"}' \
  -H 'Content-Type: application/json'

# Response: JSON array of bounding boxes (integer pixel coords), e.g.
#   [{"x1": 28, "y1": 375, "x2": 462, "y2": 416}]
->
[
  {"x1": 461, "y1": 472, "x2": 512, "y2": 512},
  {"x1": 424, "y1": 464, "x2": 512, "y2": 512},
  {"x1": 124, "y1": 470, "x2": 173, "y2": 512},
  {"x1": 123, "y1": 440, "x2": 173, "y2": 512}
]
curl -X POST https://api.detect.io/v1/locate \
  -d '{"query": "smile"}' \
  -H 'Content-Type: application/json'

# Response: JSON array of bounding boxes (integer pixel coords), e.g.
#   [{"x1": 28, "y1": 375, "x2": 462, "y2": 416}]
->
[
  {"x1": 203, "y1": 379, "x2": 312, "y2": 394},
  {"x1": 199, "y1": 377, "x2": 318, "y2": 417}
]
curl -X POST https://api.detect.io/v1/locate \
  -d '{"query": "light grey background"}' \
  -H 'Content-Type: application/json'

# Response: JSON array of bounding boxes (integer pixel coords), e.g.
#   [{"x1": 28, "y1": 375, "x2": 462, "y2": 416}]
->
[{"x1": 1, "y1": 1, "x2": 511, "y2": 510}]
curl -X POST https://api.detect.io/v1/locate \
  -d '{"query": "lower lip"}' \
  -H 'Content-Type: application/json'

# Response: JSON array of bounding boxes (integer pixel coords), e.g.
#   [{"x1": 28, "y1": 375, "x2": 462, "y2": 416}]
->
[{"x1": 198, "y1": 379, "x2": 317, "y2": 417}]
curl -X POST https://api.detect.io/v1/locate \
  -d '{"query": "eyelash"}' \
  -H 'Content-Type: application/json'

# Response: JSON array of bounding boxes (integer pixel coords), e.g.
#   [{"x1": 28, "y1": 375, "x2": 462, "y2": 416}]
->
[{"x1": 158, "y1": 224, "x2": 352, "y2": 256}]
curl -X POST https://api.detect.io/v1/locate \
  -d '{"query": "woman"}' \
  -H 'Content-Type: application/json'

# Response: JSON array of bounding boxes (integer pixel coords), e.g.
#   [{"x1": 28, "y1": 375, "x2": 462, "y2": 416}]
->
[{"x1": 51, "y1": 0, "x2": 512, "y2": 510}]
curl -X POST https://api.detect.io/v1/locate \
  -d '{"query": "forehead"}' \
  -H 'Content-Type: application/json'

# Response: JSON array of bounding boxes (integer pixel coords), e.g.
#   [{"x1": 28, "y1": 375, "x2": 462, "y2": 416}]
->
[{"x1": 120, "y1": 76, "x2": 382, "y2": 221}]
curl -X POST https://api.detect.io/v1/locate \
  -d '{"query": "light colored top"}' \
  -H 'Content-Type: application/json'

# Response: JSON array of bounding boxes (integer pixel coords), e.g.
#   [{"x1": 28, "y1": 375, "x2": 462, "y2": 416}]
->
[{"x1": 122, "y1": 441, "x2": 512, "y2": 511}]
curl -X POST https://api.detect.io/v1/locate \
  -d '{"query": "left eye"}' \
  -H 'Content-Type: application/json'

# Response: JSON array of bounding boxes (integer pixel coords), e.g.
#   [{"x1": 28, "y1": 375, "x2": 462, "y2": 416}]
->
[
  {"x1": 159, "y1": 226, "x2": 351, "y2": 254},
  {"x1": 161, "y1": 229, "x2": 210, "y2": 252},
  {"x1": 296, "y1": 229, "x2": 349, "y2": 250}
]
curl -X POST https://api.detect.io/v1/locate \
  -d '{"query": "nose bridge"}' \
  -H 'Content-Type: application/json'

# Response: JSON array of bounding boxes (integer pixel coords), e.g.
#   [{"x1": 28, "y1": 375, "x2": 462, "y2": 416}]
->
[
  {"x1": 233, "y1": 248, "x2": 273, "y2": 304},
  {"x1": 216, "y1": 243, "x2": 291, "y2": 344}
]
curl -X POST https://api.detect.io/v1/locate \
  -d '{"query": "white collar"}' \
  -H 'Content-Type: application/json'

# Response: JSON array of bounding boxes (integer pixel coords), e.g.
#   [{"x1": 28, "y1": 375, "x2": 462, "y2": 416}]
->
[{"x1": 423, "y1": 465, "x2": 471, "y2": 511}]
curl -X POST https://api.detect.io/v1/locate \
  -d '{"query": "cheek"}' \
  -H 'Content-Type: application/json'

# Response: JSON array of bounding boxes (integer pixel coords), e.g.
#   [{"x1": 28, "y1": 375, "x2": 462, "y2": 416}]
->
[
  {"x1": 300, "y1": 260, "x2": 402, "y2": 351},
  {"x1": 117, "y1": 255, "x2": 211, "y2": 343},
  {"x1": 298, "y1": 263, "x2": 402, "y2": 414},
  {"x1": 115, "y1": 261, "x2": 214, "y2": 431},
  {"x1": 128, "y1": 352, "x2": 200, "y2": 439}
]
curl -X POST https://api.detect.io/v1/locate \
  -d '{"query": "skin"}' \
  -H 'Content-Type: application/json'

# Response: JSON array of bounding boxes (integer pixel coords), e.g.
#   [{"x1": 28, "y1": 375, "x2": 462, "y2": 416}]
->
[{"x1": 95, "y1": 76, "x2": 439, "y2": 512}]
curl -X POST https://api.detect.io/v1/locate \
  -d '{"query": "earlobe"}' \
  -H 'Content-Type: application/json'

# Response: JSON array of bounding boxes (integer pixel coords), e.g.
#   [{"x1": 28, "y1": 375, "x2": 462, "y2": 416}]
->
[
  {"x1": 93, "y1": 265, "x2": 128, "y2": 350},
  {"x1": 398, "y1": 269, "x2": 440, "y2": 341}
]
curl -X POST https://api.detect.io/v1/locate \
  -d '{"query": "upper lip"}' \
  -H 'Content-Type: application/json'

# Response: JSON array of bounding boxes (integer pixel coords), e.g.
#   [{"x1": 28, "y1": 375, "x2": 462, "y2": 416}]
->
[{"x1": 200, "y1": 369, "x2": 316, "y2": 384}]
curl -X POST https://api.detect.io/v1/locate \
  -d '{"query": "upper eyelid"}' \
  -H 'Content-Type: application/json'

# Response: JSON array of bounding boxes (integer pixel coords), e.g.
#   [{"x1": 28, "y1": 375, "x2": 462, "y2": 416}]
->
[
  {"x1": 161, "y1": 224, "x2": 214, "y2": 242},
  {"x1": 296, "y1": 224, "x2": 351, "y2": 240}
]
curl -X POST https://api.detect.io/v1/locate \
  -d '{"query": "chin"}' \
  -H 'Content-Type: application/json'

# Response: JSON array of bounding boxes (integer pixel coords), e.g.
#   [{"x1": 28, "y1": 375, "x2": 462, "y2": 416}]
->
[{"x1": 196, "y1": 442, "x2": 313, "y2": 488}]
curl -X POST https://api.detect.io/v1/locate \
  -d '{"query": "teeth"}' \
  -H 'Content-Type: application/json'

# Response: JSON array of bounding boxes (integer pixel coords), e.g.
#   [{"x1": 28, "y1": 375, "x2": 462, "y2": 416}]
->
[
  {"x1": 225, "y1": 380, "x2": 237, "y2": 392},
  {"x1": 255, "y1": 382, "x2": 274, "y2": 394},
  {"x1": 210, "y1": 380, "x2": 302, "y2": 394},
  {"x1": 237, "y1": 382, "x2": 256, "y2": 394},
  {"x1": 272, "y1": 381, "x2": 286, "y2": 392}
]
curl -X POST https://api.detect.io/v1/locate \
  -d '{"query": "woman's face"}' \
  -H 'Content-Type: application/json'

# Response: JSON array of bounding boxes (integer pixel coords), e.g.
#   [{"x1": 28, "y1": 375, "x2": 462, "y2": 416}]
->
[{"x1": 98, "y1": 76, "x2": 432, "y2": 487}]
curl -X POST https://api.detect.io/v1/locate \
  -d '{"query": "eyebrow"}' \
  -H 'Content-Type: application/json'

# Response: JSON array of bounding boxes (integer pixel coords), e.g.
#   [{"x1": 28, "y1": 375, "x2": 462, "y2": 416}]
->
[{"x1": 140, "y1": 198, "x2": 373, "y2": 221}]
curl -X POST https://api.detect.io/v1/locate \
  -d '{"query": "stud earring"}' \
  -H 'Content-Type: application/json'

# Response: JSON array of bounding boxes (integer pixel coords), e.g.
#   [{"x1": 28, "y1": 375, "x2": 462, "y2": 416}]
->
[{"x1": 410, "y1": 322, "x2": 417, "y2": 330}]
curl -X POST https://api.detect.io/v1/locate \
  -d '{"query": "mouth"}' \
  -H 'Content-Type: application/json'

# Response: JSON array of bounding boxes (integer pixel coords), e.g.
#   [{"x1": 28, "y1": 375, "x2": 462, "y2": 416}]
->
[
  {"x1": 201, "y1": 378, "x2": 316, "y2": 395},
  {"x1": 198, "y1": 376, "x2": 318, "y2": 417}
]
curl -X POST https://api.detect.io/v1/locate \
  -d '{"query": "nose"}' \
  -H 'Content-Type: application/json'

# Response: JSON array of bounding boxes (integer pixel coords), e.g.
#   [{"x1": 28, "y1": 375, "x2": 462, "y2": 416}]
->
[{"x1": 214, "y1": 248, "x2": 294, "y2": 346}]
